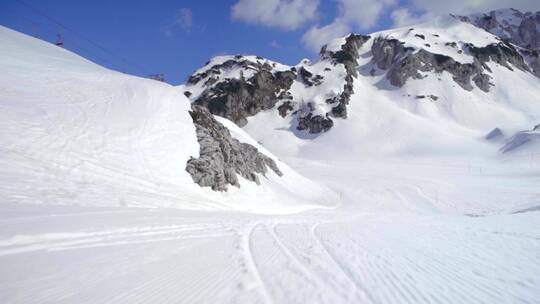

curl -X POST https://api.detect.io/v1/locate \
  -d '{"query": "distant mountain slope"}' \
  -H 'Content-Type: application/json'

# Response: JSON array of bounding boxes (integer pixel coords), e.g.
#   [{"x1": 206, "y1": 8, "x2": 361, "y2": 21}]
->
[
  {"x1": 182, "y1": 9, "x2": 540, "y2": 158},
  {"x1": 0, "y1": 26, "x2": 335, "y2": 213},
  {"x1": 461, "y1": 8, "x2": 540, "y2": 77}
]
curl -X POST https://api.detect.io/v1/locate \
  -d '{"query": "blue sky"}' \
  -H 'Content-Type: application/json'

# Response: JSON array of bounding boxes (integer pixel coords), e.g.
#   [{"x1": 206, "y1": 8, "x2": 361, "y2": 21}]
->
[{"x1": 1, "y1": 0, "x2": 539, "y2": 84}]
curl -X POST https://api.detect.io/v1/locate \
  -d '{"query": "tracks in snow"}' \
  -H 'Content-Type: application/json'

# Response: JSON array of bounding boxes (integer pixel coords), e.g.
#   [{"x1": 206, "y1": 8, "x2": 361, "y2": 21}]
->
[
  {"x1": 247, "y1": 222, "x2": 370, "y2": 304},
  {"x1": 246, "y1": 216, "x2": 540, "y2": 304},
  {"x1": 1, "y1": 209, "x2": 539, "y2": 303}
]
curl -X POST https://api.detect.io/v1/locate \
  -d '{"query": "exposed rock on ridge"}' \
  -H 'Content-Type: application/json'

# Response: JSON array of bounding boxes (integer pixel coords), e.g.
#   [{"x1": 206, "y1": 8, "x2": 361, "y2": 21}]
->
[
  {"x1": 185, "y1": 34, "x2": 371, "y2": 134},
  {"x1": 371, "y1": 37, "x2": 530, "y2": 92},
  {"x1": 186, "y1": 105, "x2": 282, "y2": 191},
  {"x1": 189, "y1": 58, "x2": 296, "y2": 127},
  {"x1": 322, "y1": 34, "x2": 371, "y2": 119},
  {"x1": 463, "y1": 9, "x2": 540, "y2": 78}
]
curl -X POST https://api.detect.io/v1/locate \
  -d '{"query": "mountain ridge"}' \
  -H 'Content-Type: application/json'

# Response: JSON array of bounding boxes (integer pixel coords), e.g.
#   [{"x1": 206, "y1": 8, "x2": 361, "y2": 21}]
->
[{"x1": 181, "y1": 8, "x2": 540, "y2": 156}]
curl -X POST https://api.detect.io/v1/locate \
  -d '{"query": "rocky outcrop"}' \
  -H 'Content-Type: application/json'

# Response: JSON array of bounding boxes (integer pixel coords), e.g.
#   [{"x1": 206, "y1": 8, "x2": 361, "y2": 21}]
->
[
  {"x1": 322, "y1": 34, "x2": 371, "y2": 77},
  {"x1": 465, "y1": 9, "x2": 540, "y2": 51},
  {"x1": 186, "y1": 105, "x2": 282, "y2": 191},
  {"x1": 466, "y1": 42, "x2": 530, "y2": 72},
  {"x1": 297, "y1": 113, "x2": 334, "y2": 134},
  {"x1": 186, "y1": 34, "x2": 371, "y2": 134},
  {"x1": 463, "y1": 9, "x2": 540, "y2": 80},
  {"x1": 298, "y1": 67, "x2": 323, "y2": 87},
  {"x1": 371, "y1": 38, "x2": 414, "y2": 70},
  {"x1": 371, "y1": 36, "x2": 532, "y2": 92},
  {"x1": 521, "y1": 49, "x2": 540, "y2": 78},
  {"x1": 377, "y1": 45, "x2": 492, "y2": 91},
  {"x1": 190, "y1": 58, "x2": 296, "y2": 127},
  {"x1": 321, "y1": 34, "x2": 371, "y2": 119}
]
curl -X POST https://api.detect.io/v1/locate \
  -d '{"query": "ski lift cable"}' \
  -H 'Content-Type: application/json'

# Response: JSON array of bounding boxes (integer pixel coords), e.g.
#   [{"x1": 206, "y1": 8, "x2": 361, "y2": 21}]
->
[
  {"x1": 15, "y1": 12, "x2": 128, "y2": 72},
  {"x1": 15, "y1": 0, "x2": 153, "y2": 75}
]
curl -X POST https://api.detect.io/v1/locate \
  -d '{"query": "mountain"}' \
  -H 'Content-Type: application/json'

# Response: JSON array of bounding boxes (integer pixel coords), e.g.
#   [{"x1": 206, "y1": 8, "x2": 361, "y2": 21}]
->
[
  {"x1": 0, "y1": 25, "x2": 335, "y2": 213},
  {"x1": 182, "y1": 9, "x2": 540, "y2": 159}
]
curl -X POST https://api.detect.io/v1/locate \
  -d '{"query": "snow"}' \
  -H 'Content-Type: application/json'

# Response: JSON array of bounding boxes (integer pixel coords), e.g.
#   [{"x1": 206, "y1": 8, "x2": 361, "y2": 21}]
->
[
  {"x1": 2, "y1": 15, "x2": 540, "y2": 304},
  {"x1": 0, "y1": 26, "x2": 333, "y2": 214},
  {"x1": 374, "y1": 15, "x2": 500, "y2": 64}
]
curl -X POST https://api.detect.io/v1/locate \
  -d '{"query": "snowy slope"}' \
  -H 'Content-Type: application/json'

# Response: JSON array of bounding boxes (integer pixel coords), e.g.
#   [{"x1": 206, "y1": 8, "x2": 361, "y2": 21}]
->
[{"x1": 0, "y1": 26, "x2": 335, "y2": 213}]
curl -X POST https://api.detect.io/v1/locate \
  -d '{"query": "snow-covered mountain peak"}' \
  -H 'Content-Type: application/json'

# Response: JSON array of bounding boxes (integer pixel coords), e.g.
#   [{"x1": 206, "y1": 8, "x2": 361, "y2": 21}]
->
[
  {"x1": 182, "y1": 10, "x2": 540, "y2": 159},
  {"x1": 463, "y1": 8, "x2": 540, "y2": 49}
]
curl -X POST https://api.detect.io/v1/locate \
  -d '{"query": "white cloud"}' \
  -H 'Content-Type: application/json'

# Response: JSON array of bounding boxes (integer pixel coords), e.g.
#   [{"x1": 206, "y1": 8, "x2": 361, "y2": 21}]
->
[
  {"x1": 270, "y1": 40, "x2": 281, "y2": 48},
  {"x1": 231, "y1": 0, "x2": 319, "y2": 30},
  {"x1": 339, "y1": 0, "x2": 396, "y2": 29},
  {"x1": 302, "y1": 20, "x2": 351, "y2": 52},
  {"x1": 391, "y1": 8, "x2": 433, "y2": 28},
  {"x1": 176, "y1": 8, "x2": 193, "y2": 33},
  {"x1": 409, "y1": 0, "x2": 540, "y2": 15},
  {"x1": 390, "y1": 1, "x2": 540, "y2": 28},
  {"x1": 302, "y1": 0, "x2": 396, "y2": 52},
  {"x1": 162, "y1": 8, "x2": 193, "y2": 36}
]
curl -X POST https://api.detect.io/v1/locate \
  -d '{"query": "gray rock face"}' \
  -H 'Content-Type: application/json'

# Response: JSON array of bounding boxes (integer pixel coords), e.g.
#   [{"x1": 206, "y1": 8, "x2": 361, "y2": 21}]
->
[
  {"x1": 322, "y1": 34, "x2": 371, "y2": 77},
  {"x1": 371, "y1": 38, "x2": 414, "y2": 70},
  {"x1": 464, "y1": 9, "x2": 540, "y2": 80},
  {"x1": 321, "y1": 34, "x2": 371, "y2": 119},
  {"x1": 521, "y1": 49, "x2": 540, "y2": 78},
  {"x1": 186, "y1": 105, "x2": 282, "y2": 191},
  {"x1": 297, "y1": 113, "x2": 334, "y2": 134},
  {"x1": 189, "y1": 58, "x2": 296, "y2": 127},
  {"x1": 187, "y1": 34, "x2": 371, "y2": 134},
  {"x1": 467, "y1": 42, "x2": 530, "y2": 72},
  {"x1": 372, "y1": 37, "x2": 530, "y2": 92},
  {"x1": 465, "y1": 9, "x2": 540, "y2": 50}
]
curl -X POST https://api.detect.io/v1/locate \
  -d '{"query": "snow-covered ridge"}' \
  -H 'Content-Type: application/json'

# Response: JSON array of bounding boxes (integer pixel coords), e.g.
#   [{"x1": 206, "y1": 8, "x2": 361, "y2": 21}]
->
[
  {"x1": 0, "y1": 26, "x2": 336, "y2": 213},
  {"x1": 183, "y1": 10, "x2": 540, "y2": 157},
  {"x1": 183, "y1": 10, "x2": 537, "y2": 145}
]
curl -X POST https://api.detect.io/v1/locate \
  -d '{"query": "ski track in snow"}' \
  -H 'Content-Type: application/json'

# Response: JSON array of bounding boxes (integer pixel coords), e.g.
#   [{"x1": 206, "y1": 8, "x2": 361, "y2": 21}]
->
[{"x1": 3, "y1": 204, "x2": 539, "y2": 304}]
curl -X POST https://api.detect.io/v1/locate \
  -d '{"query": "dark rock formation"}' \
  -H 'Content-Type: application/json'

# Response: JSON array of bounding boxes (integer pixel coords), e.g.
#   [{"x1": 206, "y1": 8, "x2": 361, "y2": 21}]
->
[
  {"x1": 186, "y1": 105, "x2": 282, "y2": 191},
  {"x1": 466, "y1": 42, "x2": 530, "y2": 72},
  {"x1": 463, "y1": 9, "x2": 540, "y2": 79},
  {"x1": 186, "y1": 34, "x2": 372, "y2": 135},
  {"x1": 278, "y1": 101, "x2": 294, "y2": 118},
  {"x1": 189, "y1": 58, "x2": 296, "y2": 127},
  {"x1": 297, "y1": 113, "x2": 334, "y2": 134},
  {"x1": 320, "y1": 34, "x2": 371, "y2": 119},
  {"x1": 371, "y1": 38, "x2": 414, "y2": 70},
  {"x1": 322, "y1": 34, "x2": 371, "y2": 77},
  {"x1": 371, "y1": 36, "x2": 532, "y2": 92},
  {"x1": 466, "y1": 9, "x2": 540, "y2": 51}
]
